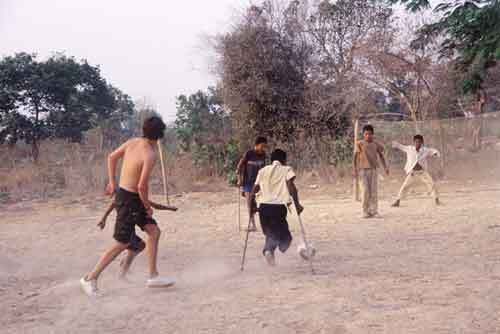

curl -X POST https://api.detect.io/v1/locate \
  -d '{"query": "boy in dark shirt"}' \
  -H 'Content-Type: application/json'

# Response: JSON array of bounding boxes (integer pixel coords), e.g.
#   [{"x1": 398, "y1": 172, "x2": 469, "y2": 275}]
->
[{"x1": 236, "y1": 136, "x2": 268, "y2": 231}]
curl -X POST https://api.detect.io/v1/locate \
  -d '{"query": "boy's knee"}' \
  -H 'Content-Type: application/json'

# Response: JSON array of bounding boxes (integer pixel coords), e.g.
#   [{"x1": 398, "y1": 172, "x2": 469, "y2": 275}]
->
[
  {"x1": 115, "y1": 241, "x2": 130, "y2": 251},
  {"x1": 147, "y1": 225, "x2": 161, "y2": 239},
  {"x1": 154, "y1": 228, "x2": 161, "y2": 239},
  {"x1": 136, "y1": 241, "x2": 146, "y2": 252}
]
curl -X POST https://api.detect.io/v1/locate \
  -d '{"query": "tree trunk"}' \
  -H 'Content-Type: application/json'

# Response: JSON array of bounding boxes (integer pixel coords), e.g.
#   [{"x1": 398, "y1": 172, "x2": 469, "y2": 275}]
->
[
  {"x1": 471, "y1": 90, "x2": 485, "y2": 152},
  {"x1": 99, "y1": 125, "x2": 105, "y2": 151},
  {"x1": 437, "y1": 119, "x2": 446, "y2": 179},
  {"x1": 33, "y1": 103, "x2": 40, "y2": 162},
  {"x1": 31, "y1": 140, "x2": 39, "y2": 162},
  {"x1": 352, "y1": 117, "x2": 360, "y2": 202}
]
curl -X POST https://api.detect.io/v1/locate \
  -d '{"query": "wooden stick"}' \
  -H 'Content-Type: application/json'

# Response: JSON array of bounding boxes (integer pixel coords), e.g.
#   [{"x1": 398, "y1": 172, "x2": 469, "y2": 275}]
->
[
  {"x1": 238, "y1": 187, "x2": 241, "y2": 232},
  {"x1": 353, "y1": 118, "x2": 360, "y2": 202},
  {"x1": 240, "y1": 217, "x2": 252, "y2": 271},
  {"x1": 157, "y1": 140, "x2": 170, "y2": 205}
]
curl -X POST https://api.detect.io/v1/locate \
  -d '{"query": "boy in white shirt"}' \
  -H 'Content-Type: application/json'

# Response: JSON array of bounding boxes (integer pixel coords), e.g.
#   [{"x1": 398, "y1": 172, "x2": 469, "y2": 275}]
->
[
  {"x1": 250, "y1": 149, "x2": 304, "y2": 266},
  {"x1": 391, "y1": 135, "x2": 441, "y2": 207}
]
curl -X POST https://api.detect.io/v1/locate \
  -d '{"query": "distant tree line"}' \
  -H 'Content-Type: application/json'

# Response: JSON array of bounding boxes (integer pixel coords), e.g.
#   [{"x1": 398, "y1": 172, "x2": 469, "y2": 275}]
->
[
  {"x1": 0, "y1": 53, "x2": 134, "y2": 160},
  {"x1": 171, "y1": 0, "x2": 500, "y2": 179}
]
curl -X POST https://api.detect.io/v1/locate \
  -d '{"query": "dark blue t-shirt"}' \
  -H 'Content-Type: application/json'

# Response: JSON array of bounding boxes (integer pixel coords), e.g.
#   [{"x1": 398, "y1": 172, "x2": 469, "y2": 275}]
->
[{"x1": 242, "y1": 149, "x2": 267, "y2": 187}]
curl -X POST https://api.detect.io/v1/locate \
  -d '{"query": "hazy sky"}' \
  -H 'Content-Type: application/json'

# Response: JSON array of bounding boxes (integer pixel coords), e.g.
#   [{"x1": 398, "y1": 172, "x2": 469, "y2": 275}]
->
[{"x1": 0, "y1": 0, "x2": 246, "y2": 122}]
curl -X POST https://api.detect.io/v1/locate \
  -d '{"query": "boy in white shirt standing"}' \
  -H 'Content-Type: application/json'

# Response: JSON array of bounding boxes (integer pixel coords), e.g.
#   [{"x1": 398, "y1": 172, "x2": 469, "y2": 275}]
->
[
  {"x1": 250, "y1": 149, "x2": 304, "y2": 266},
  {"x1": 391, "y1": 134, "x2": 441, "y2": 207}
]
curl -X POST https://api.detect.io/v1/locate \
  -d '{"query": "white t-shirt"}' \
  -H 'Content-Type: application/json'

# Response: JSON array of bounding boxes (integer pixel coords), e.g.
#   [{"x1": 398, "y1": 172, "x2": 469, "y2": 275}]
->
[
  {"x1": 255, "y1": 161, "x2": 296, "y2": 205},
  {"x1": 392, "y1": 142, "x2": 440, "y2": 175}
]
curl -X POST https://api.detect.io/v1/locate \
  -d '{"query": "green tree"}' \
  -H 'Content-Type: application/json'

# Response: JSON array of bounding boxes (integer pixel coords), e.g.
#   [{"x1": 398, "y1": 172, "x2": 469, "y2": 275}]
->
[
  {"x1": 390, "y1": 0, "x2": 500, "y2": 93},
  {"x1": 0, "y1": 53, "x2": 134, "y2": 160},
  {"x1": 174, "y1": 87, "x2": 237, "y2": 178},
  {"x1": 216, "y1": 2, "x2": 309, "y2": 142},
  {"x1": 174, "y1": 87, "x2": 226, "y2": 152}
]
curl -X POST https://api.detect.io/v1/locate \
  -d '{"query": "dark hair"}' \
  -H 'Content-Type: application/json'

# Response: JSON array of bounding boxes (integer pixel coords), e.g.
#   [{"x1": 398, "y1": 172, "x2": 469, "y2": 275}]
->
[
  {"x1": 271, "y1": 149, "x2": 287, "y2": 164},
  {"x1": 143, "y1": 116, "x2": 166, "y2": 140},
  {"x1": 414, "y1": 134, "x2": 424, "y2": 142},
  {"x1": 363, "y1": 125, "x2": 374, "y2": 134},
  {"x1": 255, "y1": 136, "x2": 268, "y2": 145}
]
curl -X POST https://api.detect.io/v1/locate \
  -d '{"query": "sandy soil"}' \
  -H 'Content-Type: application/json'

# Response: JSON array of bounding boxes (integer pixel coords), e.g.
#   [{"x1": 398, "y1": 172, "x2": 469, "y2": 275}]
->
[{"x1": 2, "y1": 179, "x2": 500, "y2": 334}]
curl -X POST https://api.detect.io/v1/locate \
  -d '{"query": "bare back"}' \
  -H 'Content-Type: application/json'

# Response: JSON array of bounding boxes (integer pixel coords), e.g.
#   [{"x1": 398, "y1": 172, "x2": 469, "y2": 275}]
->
[{"x1": 119, "y1": 138, "x2": 157, "y2": 193}]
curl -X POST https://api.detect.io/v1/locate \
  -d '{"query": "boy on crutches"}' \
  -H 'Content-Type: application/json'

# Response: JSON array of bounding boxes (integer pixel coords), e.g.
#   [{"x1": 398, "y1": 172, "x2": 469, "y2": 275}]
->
[
  {"x1": 249, "y1": 149, "x2": 304, "y2": 266},
  {"x1": 236, "y1": 136, "x2": 268, "y2": 232}
]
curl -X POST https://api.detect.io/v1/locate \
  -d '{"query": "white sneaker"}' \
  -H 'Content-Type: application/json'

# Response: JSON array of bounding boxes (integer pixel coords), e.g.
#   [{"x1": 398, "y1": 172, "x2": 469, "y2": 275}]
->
[
  {"x1": 80, "y1": 277, "x2": 98, "y2": 296},
  {"x1": 146, "y1": 276, "x2": 176, "y2": 288}
]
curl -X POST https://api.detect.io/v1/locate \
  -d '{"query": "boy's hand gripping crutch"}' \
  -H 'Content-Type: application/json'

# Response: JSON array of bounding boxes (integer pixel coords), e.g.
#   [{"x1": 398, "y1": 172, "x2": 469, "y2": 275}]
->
[{"x1": 293, "y1": 204, "x2": 315, "y2": 275}]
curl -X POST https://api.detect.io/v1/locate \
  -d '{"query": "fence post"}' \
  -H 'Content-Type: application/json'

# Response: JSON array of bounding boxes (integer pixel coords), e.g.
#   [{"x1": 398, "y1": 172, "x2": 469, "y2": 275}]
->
[
  {"x1": 353, "y1": 118, "x2": 360, "y2": 202},
  {"x1": 437, "y1": 119, "x2": 446, "y2": 178}
]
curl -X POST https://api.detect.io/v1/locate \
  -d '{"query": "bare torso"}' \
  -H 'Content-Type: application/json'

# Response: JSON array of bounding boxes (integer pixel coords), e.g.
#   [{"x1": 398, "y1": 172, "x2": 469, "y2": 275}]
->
[{"x1": 119, "y1": 138, "x2": 157, "y2": 193}]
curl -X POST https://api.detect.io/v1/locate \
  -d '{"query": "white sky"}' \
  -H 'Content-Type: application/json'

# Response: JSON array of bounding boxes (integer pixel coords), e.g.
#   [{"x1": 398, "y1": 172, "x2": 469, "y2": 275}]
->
[{"x1": 0, "y1": 0, "x2": 246, "y2": 122}]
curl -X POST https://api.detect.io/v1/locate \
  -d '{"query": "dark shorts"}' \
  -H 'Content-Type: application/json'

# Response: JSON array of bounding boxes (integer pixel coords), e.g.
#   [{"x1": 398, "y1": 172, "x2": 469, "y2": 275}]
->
[
  {"x1": 127, "y1": 233, "x2": 145, "y2": 253},
  {"x1": 258, "y1": 204, "x2": 292, "y2": 254},
  {"x1": 242, "y1": 184, "x2": 253, "y2": 193},
  {"x1": 114, "y1": 188, "x2": 157, "y2": 246}
]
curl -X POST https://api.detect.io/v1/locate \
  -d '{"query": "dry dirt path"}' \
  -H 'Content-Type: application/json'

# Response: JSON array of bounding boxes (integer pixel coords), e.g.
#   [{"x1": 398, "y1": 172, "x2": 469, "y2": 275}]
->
[{"x1": 1, "y1": 183, "x2": 500, "y2": 333}]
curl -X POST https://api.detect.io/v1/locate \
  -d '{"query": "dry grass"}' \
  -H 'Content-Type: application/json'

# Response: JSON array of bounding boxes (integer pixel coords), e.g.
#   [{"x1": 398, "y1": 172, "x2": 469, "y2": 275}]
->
[
  {"x1": 0, "y1": 139, "x2": 227, "y2": 203},
  {"x1": 3, "y1": 114, "x2": 500, "y2": 205}
]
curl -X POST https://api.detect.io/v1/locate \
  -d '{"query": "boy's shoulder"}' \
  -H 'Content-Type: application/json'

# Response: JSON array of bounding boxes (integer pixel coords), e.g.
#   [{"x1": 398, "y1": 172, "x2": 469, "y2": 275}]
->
[{"x1": 244, "y1": 149, "x2": 255, "y2": 157}]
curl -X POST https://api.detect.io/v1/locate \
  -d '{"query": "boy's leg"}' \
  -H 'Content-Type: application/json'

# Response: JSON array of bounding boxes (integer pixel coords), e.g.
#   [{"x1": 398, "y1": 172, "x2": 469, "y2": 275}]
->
[
  {"x1": 264, "y1": 235, "x2": 279, "y2": 254},
  {"x1": 277, "y1": 207, "x2": 292, "y2": 253},
  {"x1": 393, "y1": 173, "x2": 413, "y2": 206},
  {"x1": 259, "y1": 204, "x2": 277, "y2": 266},
  {"x1": 119, "y1": 234, "x2": 146, "y2": 279},
  {"x1": 244, "y1": 192, "x2": 257, "y2": 231},
  {"x1": 369, "y1": 169, "x2": 378, "y2": 216},
  {"x1": 119, "y1": 251, "x2": 138, "y2": 278},
  {"x1": 420, "y1": 171, "x2": 439, "y2": 203},
  {"x1": 143, "y1": 223, "x2": 161, "y2": 278},
  {"x1": 86, "y1": 241, "x2": 129, "y2": 281},
  {"x1": 360, "y1": 169, "x2": 371, "y2": 217}
]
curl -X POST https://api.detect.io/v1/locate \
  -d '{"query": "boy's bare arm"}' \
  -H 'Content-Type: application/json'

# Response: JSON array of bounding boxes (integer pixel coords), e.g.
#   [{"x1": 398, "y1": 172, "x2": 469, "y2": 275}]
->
[
  {"x1": 97, "y1": 202, "x2": 115, "y2": 229},
  {"x1": 150, "y1": 200, "x2": 178, "y2": 211},
  {"x1": 287, "y1": 178, "x2": 304, "y2": 214},
  {"x1": 391, "y1": 141, "x2": 405, "y2": 151},
  {"x1": 106, "y1": 141, "x2": 129, "y2": 195},
  {"x1": 378, "y1": 148, "x2": 390, "y2": 175},
  {"x1": 236, "y1": 153, "x2": 247, "y2": 185}
]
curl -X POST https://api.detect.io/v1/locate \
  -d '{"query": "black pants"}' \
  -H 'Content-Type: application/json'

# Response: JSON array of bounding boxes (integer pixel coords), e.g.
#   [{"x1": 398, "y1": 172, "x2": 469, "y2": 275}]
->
[{"x1": 258, "y1": 204, "x2": 292, "y2": 255}]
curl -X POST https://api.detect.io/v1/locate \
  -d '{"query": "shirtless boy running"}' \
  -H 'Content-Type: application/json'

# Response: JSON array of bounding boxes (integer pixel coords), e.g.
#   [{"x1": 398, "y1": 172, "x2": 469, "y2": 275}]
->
[{"x1": 80, "y1": 116, "x2": 174, "y2": 296}]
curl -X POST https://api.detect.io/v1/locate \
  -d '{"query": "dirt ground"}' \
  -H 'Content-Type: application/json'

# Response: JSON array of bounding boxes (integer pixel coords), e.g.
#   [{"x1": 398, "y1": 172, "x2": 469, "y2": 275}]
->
[{"x1": 1, "y1": 177, "x2": 500, "y2": 334}]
